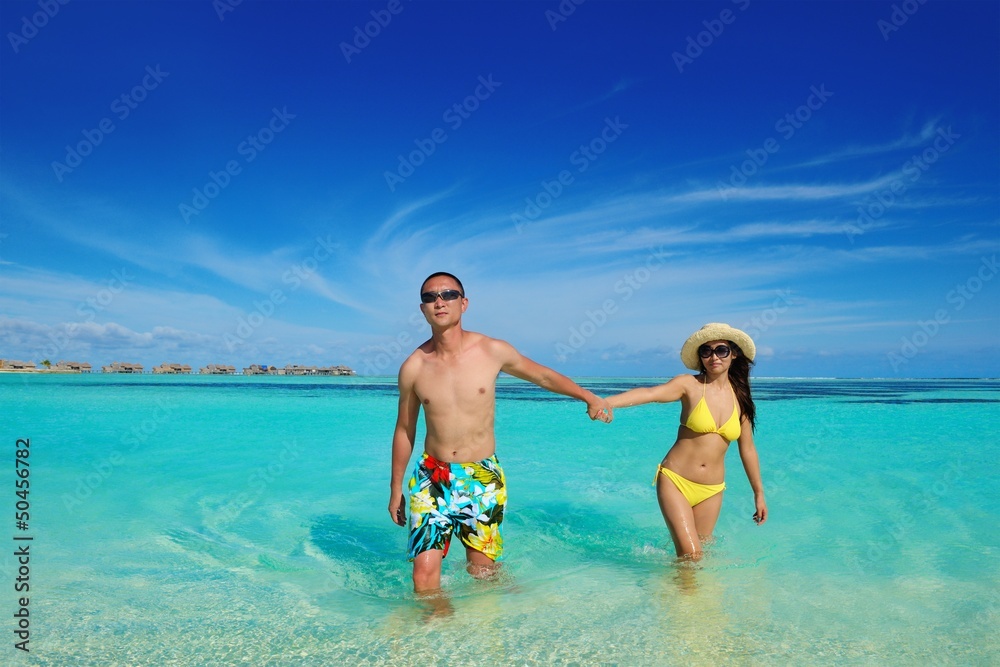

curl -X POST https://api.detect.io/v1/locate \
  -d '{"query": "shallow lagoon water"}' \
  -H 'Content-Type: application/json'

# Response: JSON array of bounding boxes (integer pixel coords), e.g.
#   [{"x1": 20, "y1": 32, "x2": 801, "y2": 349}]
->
[{"x1": 3, "y1": 374, "x2": 997, "y2": 665}]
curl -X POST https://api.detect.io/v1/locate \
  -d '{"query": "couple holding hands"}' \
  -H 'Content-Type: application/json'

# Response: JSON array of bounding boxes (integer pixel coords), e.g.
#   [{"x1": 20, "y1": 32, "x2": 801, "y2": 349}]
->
[{"x1": 388, "y1": 272, "x2": 767, "y2": 593}]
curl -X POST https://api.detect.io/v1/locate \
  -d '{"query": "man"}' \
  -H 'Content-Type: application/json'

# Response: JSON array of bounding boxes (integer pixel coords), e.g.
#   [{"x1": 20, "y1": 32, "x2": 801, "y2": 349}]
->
[{"x1": 388, "y1": 271, "x2": 611, "y2": 592}]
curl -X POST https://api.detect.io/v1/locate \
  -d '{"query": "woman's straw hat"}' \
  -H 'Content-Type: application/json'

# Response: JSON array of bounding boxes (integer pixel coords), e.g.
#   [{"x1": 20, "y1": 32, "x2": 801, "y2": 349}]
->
[{"x1": 680, "y1": 323, "x2": 756, "y2": 370}]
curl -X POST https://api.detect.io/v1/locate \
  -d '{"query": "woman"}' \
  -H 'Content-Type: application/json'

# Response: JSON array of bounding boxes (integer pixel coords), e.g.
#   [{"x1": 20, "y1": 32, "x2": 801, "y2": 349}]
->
[{"x1": 607, "y1": 323, "x2": 767, "y2": 559}]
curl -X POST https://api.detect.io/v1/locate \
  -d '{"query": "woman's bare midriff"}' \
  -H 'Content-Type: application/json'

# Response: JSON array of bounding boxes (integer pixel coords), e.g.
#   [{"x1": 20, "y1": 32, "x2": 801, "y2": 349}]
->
[{"x1": 661, "y1": 428, "x2": 730, "y2": 484}]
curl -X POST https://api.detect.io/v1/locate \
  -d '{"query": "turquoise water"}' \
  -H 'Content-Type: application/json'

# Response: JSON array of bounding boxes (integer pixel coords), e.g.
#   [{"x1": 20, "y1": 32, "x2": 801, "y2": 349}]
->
[{"x1": 2, "y1": 374, "x2": 998, "y2": 665}]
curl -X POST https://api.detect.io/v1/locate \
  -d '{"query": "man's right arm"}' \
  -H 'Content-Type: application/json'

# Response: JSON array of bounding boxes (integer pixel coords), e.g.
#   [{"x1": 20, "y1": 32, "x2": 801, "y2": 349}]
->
[
  {"x1": 388, "y1": 358, "x2": 420, "y2": 526},
  {"x1": 492, "y1": 338, "x2": 612, "y2": 422}
]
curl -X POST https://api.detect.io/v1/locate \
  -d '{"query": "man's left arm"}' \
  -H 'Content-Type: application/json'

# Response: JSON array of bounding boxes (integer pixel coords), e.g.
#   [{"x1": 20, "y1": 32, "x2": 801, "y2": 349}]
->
[{"x1": 494, "y1": 340, "x2": 611, "y2": 422}]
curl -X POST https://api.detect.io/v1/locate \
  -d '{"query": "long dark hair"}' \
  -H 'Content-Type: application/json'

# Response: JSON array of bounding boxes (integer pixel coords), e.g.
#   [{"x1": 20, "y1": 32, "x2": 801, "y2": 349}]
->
[{"x1": 701, "y1": 340, "x2": 756, "y2": 432}]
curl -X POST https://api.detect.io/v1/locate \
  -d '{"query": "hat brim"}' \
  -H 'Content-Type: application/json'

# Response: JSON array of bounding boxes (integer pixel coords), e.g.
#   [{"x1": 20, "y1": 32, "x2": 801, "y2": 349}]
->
[{"x1": 680, "y1": 323, "x2": 756, "y2": 371}]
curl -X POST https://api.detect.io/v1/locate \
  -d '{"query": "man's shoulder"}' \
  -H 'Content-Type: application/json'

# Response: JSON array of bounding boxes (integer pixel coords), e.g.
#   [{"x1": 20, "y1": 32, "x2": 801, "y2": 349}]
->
[
  {"x1": 399, "y1": 341, "x2": 432, "y2": 373},
  {"x1": 470, "y1": 332, "x2": 517, "y2": 358}
]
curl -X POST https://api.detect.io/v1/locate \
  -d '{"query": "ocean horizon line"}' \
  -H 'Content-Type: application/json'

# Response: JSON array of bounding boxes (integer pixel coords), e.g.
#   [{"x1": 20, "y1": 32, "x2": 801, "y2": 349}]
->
[{"x1": 2, "y1": 371, "x2": 996, "y2": 381}]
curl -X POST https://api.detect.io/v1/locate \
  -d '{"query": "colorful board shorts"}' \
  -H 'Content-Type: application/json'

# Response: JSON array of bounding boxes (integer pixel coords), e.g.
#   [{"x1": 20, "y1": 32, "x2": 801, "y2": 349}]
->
[{"x1": 407, "y1": 453, "x2": 507, "y2": 562}]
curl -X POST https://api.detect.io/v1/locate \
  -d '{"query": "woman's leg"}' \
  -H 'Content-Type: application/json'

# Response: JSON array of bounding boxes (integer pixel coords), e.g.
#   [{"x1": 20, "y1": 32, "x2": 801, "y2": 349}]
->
[
  {"x1": 656, "y1": 472, "x2": 702, "y2": 559},
  {"x1": 691, "y1": 491, "x2": 724, "y2": 543}
]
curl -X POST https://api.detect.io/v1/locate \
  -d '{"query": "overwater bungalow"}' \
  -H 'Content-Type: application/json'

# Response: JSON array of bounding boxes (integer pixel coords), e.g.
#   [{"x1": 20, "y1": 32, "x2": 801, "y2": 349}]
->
[
  {"x1": 52, "y1": 361, "x2": 93, "y2": 373},
  {"x1": 102, "y1": 362, "x2": 144, "y2": 374},
  {"x1": 316, "y1": 365, "x2": 356, "y2": 376},
  {"x1": 200, "y1": 364, "x2": 236, "y2": 375},
  {"x1": 0, "y1": 360, "x2": 36, "y2": 370},
  {"x1": 153, "y1": 363, "x2": 192, "y2": 374}
]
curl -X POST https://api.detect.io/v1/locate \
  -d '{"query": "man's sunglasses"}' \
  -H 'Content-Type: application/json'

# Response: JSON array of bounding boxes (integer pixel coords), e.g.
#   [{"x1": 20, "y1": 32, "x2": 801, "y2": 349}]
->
[
  {"x1": 420, "y1": 289, "x2": 464, "y2": 304},
  {"x1": 698, "y1": 344, "x2": 731, "y2": 359}
]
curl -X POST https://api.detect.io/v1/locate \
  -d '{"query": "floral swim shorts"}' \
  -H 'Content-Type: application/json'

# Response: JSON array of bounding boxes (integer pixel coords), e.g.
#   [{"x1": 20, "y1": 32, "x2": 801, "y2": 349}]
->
[{"x1": 407, "y1": 453, "x2": 507, "y2": 562}]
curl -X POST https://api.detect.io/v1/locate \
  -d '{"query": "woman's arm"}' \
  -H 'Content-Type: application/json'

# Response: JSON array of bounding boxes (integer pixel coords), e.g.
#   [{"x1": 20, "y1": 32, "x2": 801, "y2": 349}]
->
[
  {"x1": 606, "y1": 374, "x2": 688, "y2": 409},
  {"x1": 736, "y1": 420, "x2": 767, "y2": 525}
]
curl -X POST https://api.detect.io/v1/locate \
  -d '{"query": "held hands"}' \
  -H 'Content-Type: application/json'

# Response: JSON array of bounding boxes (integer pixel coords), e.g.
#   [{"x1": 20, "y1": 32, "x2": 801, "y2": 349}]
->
[
  {"x1": 388, "y1": 492, "x2": 406, "y2": 527},
  {"x1": 587, "y1": 396, "x2": 613, "y2": 423}
]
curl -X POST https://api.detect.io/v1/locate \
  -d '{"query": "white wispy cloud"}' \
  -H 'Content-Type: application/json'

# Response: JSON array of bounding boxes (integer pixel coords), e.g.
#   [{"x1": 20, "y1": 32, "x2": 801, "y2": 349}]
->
[
  {"x1": 789, "y1": 119, "x2": 943, "y2": 169},
  {"x1": 676, "y1": 174, "x2": 903, "y2": 204}
]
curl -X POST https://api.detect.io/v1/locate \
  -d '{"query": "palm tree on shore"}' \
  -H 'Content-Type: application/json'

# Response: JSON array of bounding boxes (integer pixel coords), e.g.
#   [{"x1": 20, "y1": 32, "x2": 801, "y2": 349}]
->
[{"x1": 41, "y1": 359, "x2": 51, "y2": 369}]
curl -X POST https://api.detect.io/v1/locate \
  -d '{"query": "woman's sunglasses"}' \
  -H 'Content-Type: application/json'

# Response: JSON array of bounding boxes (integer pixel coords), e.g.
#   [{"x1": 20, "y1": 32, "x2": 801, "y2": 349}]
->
[
  {"x1": 420, "y1": 289, "x2": 464, "y2": 304},
  {"x1": 698, "y1": 344, "x2": 731, "y2": 359}
]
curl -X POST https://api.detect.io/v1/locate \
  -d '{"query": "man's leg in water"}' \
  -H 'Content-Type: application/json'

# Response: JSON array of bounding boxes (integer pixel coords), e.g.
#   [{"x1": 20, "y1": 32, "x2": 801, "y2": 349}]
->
[
  {"x1": 413, "y1": 548, "x2": 445, "y2": 592},
  {"x1": 465, "y1": 546, "x2": 501, "y2": 580}
]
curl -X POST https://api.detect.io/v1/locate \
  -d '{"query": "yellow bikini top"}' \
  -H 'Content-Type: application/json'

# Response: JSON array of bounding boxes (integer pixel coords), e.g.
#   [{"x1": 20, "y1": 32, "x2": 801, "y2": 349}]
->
[{"x1": 683, "y1": 380, "x2": 741, "y2": 442}]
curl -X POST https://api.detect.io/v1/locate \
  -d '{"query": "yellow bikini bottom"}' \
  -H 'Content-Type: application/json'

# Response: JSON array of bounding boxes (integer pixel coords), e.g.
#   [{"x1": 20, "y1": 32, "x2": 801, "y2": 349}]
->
[{"x1": 654, "y1": 466, "x2": 725, "y2": 507}]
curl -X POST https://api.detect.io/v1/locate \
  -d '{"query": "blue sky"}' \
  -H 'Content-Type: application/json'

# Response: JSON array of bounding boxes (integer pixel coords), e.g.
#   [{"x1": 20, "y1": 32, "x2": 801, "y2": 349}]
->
[{"x1": 1, "y1": 0, "x2": 997, "y2": 378}]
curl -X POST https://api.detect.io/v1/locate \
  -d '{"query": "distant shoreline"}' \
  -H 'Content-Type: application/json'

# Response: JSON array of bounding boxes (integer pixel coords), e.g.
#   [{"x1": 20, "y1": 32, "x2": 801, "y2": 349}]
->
[{"x1": 0, "y1": 369, "x2": 355, "y2": 376}]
